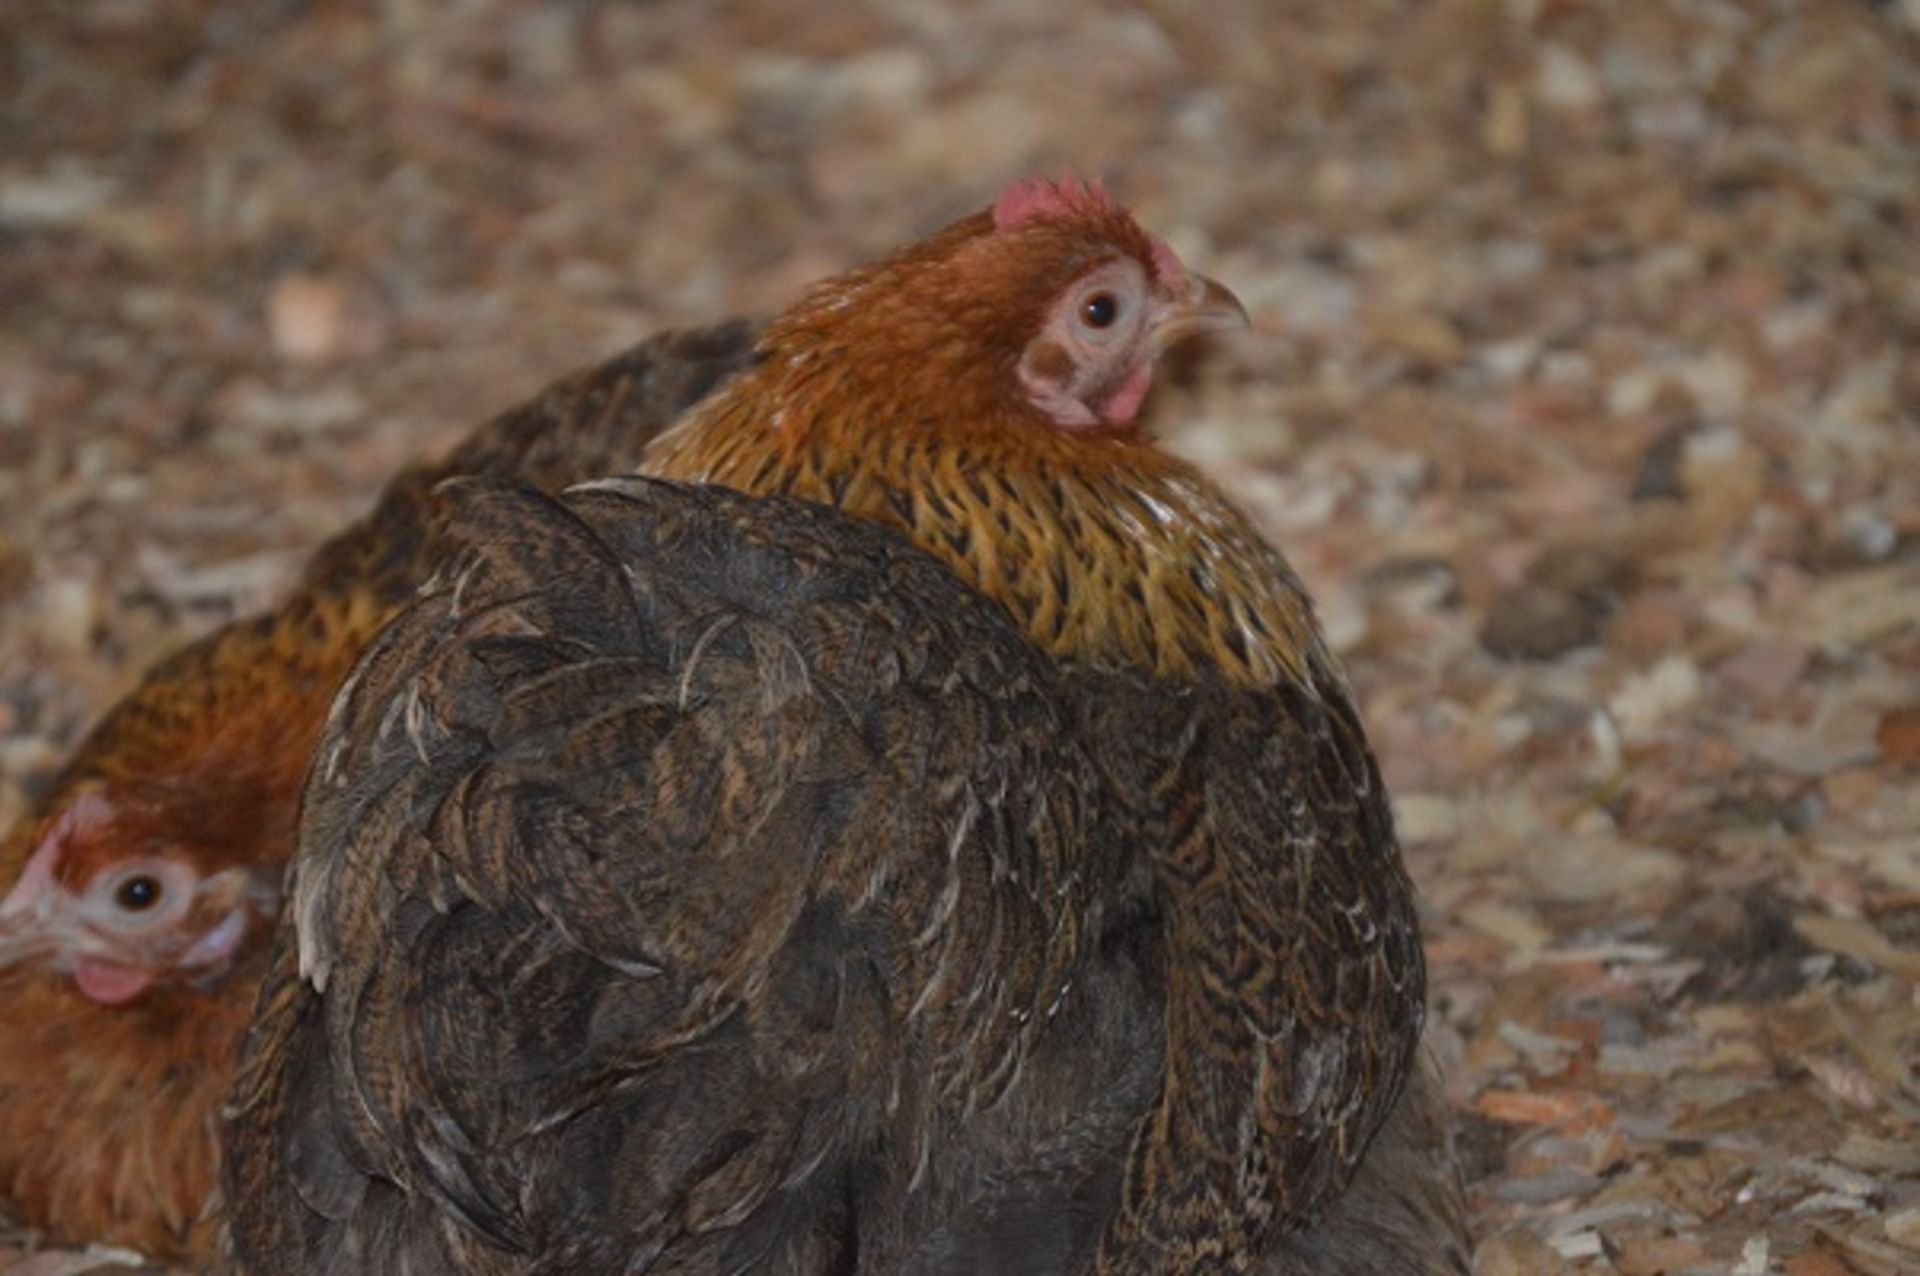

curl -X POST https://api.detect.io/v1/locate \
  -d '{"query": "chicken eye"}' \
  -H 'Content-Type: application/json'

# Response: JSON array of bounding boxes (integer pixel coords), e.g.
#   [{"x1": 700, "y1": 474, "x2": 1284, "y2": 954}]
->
[
  {"x1": 115, "y1": 875, "x2": 162, "y2": 913},
  {"x1": 1081, "y1": 292, "x2": 1121, "y2": 330},
  {"x1": 83, "y1": 859, "x2": 195, "y2": 932}
]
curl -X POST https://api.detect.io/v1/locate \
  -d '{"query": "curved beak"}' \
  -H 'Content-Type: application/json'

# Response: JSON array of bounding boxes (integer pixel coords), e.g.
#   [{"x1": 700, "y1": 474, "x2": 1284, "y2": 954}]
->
[
  {"x1": 0, "y1": 837, "x2": 64, "y2": 969},
  {"x1": 1152, "y1": 273, "x2": 1250, "y2": 350},
  {"x1": 0, "y1": 917, "x2": 55, "y2": 968}
]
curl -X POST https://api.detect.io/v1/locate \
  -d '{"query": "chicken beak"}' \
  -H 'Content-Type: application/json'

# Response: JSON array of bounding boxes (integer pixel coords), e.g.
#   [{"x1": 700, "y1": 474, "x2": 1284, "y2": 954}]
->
[
  {"x1": 1152, "y1": 273, "x2": 1251, "y2": 351},
  {"x1": 0, "y1": 901, "x2": 59, "y2": 969},
  {"x1": 0, "y1": 838, "x2": 62, "y2": 969},
  {"x1": 0, "y1": 909, "x2": 56, "y2": 959}
]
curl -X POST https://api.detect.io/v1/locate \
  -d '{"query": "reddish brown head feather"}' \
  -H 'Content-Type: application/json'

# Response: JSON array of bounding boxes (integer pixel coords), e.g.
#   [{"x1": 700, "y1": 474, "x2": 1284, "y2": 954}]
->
[
  {"x1": 755, "y1": 174, "x2": 1174, "y2": 411},
  {"x1": 42, "y1": 749, "x2": 312, "y2": 893}
]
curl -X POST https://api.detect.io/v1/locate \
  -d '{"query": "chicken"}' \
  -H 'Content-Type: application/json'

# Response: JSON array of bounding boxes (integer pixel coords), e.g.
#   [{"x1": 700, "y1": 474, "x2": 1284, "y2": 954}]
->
[
  {"x1": 0, "y1": 321, "x2": 759, "y2": 1264},
  {"x1": 222, "y1": 477, "x2": 1435, "y2": 1275},
  {"x1": 224, "y1": 178, "x2": 1469, "y2": 1272},
  {"x1": 647, "y1": 177, "x2": 1470, "y2": 1268}
]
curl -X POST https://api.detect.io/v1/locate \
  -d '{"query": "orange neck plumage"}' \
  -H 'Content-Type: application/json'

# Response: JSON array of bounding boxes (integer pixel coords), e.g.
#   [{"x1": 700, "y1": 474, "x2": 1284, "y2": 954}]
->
[{"x1": 642, "y1": 336, "x2": 1327, "y2": 688}]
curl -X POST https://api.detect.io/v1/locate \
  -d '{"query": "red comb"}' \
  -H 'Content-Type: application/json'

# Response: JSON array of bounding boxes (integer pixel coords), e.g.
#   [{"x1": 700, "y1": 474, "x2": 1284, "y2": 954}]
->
[
  {"x1": 991, "y1": 173, "x2": 1117, "y2": 231},
  {"x1": 990, "y1": 174, "x2": 1191, "y2": 286}
]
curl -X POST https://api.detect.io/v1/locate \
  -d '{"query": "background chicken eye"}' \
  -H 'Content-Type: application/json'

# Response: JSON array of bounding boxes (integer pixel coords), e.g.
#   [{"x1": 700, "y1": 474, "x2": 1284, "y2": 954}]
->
[
  {"x1": 115, "y1": 875, "x2": 162, "y2": 912},
  {"x1": 1081, "y1": 292, "x2": 1120, "y2": 329}
]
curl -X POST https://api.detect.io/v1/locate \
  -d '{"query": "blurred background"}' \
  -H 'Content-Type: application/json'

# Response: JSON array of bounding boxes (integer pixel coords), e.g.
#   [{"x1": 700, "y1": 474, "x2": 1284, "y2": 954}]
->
[{"x1": 3, "y1": 0, "x2": 1918, "y2": 1270}]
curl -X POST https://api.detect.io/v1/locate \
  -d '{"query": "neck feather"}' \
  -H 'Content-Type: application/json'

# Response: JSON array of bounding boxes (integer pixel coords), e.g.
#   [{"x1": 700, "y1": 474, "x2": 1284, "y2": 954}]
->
[{"x1": 643, "y1": 354, "x2": 1330, "y2": 688}]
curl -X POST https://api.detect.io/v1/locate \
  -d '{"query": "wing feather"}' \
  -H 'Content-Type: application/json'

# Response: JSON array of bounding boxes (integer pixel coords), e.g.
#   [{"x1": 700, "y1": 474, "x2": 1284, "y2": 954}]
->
[
  {"x1": 234, "y1": 477, "x2": 1101, "y2": 1272},
  {"x1": 228, "y1": 476, "x2": 1434, "y2": 1275}
]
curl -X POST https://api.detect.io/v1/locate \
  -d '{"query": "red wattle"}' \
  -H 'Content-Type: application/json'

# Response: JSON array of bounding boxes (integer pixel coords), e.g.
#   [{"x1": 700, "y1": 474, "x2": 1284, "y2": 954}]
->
[
  {"x1": 74, "y1": 958, "x2": 154, "y2": 1005},
  {"x1": 1099, "y1": 364, "x2": 1154, "y2": 426}
]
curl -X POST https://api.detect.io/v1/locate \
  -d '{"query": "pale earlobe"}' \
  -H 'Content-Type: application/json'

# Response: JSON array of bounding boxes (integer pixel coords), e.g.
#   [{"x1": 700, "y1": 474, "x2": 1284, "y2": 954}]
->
[{"x1": 1019, "y1": 342, "x2": 1101, "y2": 428}]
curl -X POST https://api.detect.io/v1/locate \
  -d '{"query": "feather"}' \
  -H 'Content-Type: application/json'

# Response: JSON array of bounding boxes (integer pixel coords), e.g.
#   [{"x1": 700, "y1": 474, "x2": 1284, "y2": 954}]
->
[{"x1": 223, "y1": 479, "x2": 1450, "y2": 1274}]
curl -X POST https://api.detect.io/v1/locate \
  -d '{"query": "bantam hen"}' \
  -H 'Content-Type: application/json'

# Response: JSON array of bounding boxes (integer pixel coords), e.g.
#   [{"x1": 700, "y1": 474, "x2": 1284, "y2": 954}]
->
[
  {"x1": 223, "y1": 178, "x2": 1470, "y2": 1274},
  {"x1": 0, "y1": 321, "x2": 758, "y2": 1265},
  {"x1": 648, "y1": 176, "x2": 1471, "y2": 1270}
]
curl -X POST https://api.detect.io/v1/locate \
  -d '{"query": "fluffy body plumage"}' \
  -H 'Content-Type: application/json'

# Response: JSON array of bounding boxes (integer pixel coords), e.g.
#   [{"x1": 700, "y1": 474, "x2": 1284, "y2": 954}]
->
[
  {"x1": 0, "y1": 322, "x2": 759, "y2": 1262},
  {"x1": 222, "y1": 479, "x2": 1438, "y2": 1274},
  {"x1": 225, "y1": 182, "x2": 1465, "y2": 1273}
]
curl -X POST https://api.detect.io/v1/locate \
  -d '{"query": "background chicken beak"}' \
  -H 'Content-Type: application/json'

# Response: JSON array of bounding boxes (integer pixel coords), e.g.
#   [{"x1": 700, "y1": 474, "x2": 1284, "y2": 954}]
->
[
  {"x1": 0, "y1": 836, "x2": 61, "y2": 968},
  {"x1": 0, "y1": 912, "x2": 58, "y2": 969},
  {"x1": 1154, "y1": 274, "x2": 1251, "y2": 349}
]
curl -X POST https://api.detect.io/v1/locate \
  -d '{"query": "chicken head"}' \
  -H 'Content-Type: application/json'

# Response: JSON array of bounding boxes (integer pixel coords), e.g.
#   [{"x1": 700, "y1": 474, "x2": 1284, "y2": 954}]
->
[
  {"x1": 997, "y1": 176, "x2": 1249, "y2": 429},
  {"x1": 0, "y1": 788, "x2": 279, "y2": 1005}
]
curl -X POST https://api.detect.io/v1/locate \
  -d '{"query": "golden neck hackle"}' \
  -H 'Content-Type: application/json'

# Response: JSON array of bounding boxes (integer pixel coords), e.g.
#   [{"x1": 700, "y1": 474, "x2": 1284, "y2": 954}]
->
[{"x1": 643, "y1": 357, "x2": 1327, "y2": 689}]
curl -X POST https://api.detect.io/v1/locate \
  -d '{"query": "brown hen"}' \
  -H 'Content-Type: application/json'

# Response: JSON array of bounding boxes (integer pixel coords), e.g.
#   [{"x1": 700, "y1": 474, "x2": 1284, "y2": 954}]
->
[
  {"x1": 0, "y1": 321, "x2": 758, "y2": 1264},
  {"x1": 646, "y1": 177, "x2": 1470, "y2": 1270},
  {"x1": 224, "y1": 179, "x2": 1469, "y2": 1273}
]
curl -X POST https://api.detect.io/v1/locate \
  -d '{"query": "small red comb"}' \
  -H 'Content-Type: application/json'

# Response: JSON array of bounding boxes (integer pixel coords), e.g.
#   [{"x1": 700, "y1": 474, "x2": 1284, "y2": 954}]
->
[
  {"x1": 991, "y1": 173, "x2": 1117, "y2": 231},
  {"x1": 990, "y1": 174, "x2": 1191, "y2": 286}
]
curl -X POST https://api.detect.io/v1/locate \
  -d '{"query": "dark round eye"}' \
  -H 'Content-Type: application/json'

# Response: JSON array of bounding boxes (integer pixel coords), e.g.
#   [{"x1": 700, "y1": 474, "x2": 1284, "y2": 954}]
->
[
  {"x1": 115, "y1": 875, "x2": 162, "y2": 912},
  {"x1": 1081, "y1": 292, "x2": 1120, "y2": 329}
]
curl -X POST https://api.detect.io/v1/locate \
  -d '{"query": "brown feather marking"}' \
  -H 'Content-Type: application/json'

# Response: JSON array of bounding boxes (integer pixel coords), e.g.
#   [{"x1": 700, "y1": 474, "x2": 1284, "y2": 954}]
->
[
  {"x1": 635, "y1": 200, "x2": 1424, "y2": 1271},
  {"x1": 649, "y1": 398, "x2": 1323, "y2": 687}
]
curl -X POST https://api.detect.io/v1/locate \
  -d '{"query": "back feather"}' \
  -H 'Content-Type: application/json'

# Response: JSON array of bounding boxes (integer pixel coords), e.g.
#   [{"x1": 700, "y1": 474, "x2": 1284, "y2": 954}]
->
[{"x1": 223, "y1": 478, "x2": 1426, "y2": 1274}]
